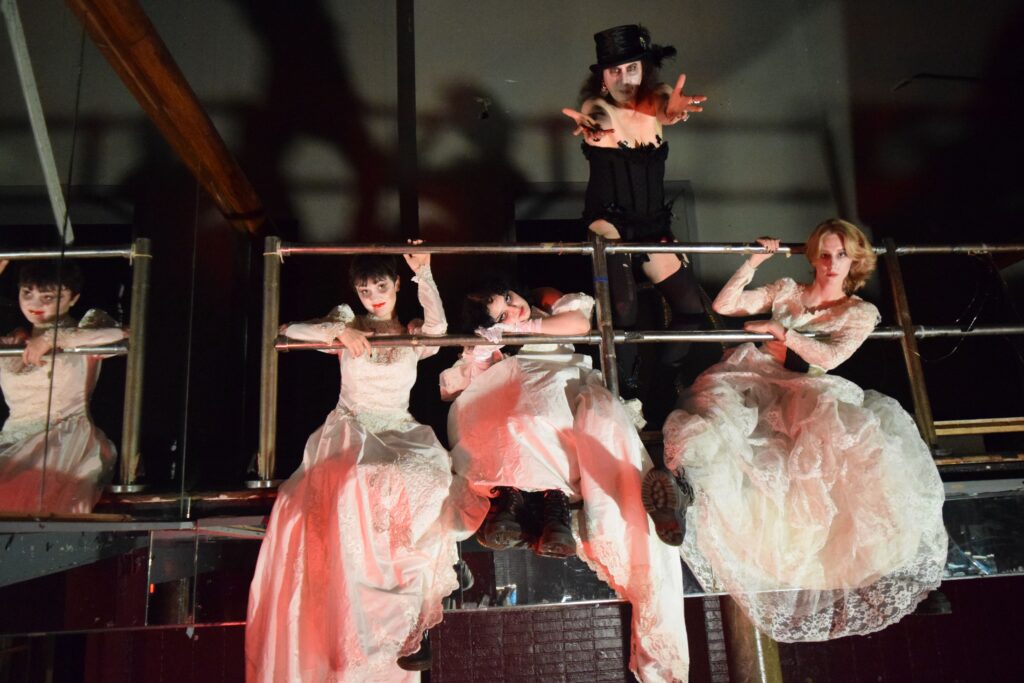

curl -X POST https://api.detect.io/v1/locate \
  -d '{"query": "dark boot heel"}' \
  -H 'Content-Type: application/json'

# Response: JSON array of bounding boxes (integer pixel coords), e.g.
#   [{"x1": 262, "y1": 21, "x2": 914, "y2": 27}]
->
[{"x1": 641, "y1": 468, "x2": 693, "y2": 546}]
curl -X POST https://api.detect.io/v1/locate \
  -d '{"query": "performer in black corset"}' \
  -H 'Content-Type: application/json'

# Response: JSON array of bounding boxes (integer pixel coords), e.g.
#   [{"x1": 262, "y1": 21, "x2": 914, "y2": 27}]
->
[{"x1": 563, "y1": 24, "x2": 707, "y2": 409}]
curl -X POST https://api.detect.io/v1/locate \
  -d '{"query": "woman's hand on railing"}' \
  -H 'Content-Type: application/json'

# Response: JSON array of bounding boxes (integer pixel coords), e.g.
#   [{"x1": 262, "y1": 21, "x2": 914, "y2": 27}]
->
[
  {"x1": 403, "y1": 239, "x2": 430, "y2": 273},
  {"x1": 332, "y1": 328, "x2": 374, "y2": 357},
  {"x1": 749, "y1": 237, "x2": 780, "y2": 268}
]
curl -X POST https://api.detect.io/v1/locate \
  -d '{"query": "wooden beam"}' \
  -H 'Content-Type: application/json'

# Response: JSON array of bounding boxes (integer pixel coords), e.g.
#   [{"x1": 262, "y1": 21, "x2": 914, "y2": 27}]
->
[{"x1": 66, "y1": 0, "x2": 264, "y2": 233}]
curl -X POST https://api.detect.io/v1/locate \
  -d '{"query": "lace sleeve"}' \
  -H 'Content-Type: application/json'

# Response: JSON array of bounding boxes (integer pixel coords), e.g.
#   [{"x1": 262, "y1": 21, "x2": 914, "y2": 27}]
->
[
  {"x1": 53, "y1": 309, "x2": 126, "y2": 348},
  {"x1": 439, "y1": 345, "x2": 504, "y2": 401},
  {"x1": 712, "y1": 260, "x2": 785, "y2": 316},
  {"x1": 411, "y1": 265, "x2": 447, "y2": 359},
  {"x1": 784, "y1": 300, "x2": 880, "y2": 371},
  {"x1": 282, "y1": 305, "x2": 356, "y2": 346}
]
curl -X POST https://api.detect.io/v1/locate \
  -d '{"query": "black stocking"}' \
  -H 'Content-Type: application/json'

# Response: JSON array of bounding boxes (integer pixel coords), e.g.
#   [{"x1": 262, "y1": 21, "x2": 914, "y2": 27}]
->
[{"x1": 607, "y1": 252, "x2": 641, "y2": 398}]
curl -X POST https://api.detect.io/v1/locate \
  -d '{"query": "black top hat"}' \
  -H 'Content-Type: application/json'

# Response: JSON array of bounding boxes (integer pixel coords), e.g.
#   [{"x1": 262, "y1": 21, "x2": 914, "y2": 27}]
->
[{"x1": 590, "y1": 24, "x2": 676, "y2": 72}]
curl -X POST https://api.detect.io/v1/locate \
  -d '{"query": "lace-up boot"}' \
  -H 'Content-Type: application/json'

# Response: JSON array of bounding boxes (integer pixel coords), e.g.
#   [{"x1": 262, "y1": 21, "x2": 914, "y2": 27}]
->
[
  {"x1": 641, "y1": 468, "x2": 694, "y2": 546},
  {"x1": 535, "y1": 490, "x2": 576, "y2": 558},
  {"x1": 396, "y1": 633, "x2": 431, "y2": 671},
  {"x1": 478, "y1": 487, "x2": 526, "y2": 550}
]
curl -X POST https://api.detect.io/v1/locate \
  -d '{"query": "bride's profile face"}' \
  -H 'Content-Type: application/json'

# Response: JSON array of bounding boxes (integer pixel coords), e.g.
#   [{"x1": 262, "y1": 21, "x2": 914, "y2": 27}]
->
[
  {"x1": 486, "y1": 290, "x2": 530, "y2": 324},
  {"x1": 354, "y1": 276, "x2": 399, "y2": 319},
  {"x1": 811, "y1": 233, "x2": 852, "y2": 289}
]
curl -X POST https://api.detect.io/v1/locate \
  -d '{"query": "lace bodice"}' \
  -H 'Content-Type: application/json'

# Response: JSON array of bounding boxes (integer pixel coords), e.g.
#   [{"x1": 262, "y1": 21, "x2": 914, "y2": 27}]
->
[
  {"x1": 282, "y1": 267, "x2": 447, "y2": 426},
  {"x1": 1, "y1": 311, "x2": 124, "y2": 433},
  {"x1": 713, "y1": 260, "x2": 880, "y2": 371}
]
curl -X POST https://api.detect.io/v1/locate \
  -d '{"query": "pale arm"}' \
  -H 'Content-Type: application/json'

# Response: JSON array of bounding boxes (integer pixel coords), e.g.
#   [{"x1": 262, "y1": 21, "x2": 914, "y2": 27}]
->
[
  {"x1": 411, "y1": 266, "x2": 448, "y2": 360},
  {"x1": 712, "y1": 260, "x2": 782, "y2": 316}
]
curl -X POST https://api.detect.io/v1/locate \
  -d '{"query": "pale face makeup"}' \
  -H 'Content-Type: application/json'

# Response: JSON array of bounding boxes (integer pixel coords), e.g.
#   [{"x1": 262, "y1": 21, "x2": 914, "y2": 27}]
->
[
  {"x1": 355, "y1": 276, "x2": 399, "y2": 319},
  {"x1": 19, "y1": 285, "x2": 79, "y2": 326},
  {"x1": 486, "y1": 290, "x2": 530, "y2": 325},
  {"x1": 602, "y1": 60, "x2": 643, "y2": 105},
  {"x1": 811, "y1": 233, "x2": 852, "y2": 291}
]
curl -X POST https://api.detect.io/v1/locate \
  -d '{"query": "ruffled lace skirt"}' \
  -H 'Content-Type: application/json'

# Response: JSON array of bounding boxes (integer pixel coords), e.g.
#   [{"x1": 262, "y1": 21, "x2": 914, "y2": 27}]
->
[
  {"x1": 449, "y1": 355, "x2": 689, "y2": 682},
  {"x1": 664, "y1": 344, "x2": 948, "y2": 641},
  {"x1": 0, "y1": 413, "x2": 115, "y2": 514},
  {"x1": 246, "y1": 409, "x2": 460, "y2": 682}
]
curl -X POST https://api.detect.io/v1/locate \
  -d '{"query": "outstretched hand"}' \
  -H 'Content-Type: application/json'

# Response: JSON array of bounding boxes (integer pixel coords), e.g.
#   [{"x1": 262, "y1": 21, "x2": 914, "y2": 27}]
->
[
  {"x1": 664, "y1": 74, "x2": 706, "y2": 124},
  {"x1": 403, "y1": 239, "x2": 430, "y2": 273},
  {"x1": 749, "y1": 237, "x2": 780, "y2": 268},
  {"x1": 561, "y1": 108, "x2": 615, "y2": 143}
]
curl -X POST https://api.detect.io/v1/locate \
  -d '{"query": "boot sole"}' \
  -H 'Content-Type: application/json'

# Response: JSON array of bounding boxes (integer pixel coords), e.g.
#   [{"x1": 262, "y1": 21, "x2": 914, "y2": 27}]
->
[
  {"x1": 641, "y1": 469, "x2": 690, "y2": 546},
  {"x1": 535, "y1": 526, "x2": 575, "y2": 559},
  {"x1": 477, "y1": 521, "x2": 525, "y2": 551}
]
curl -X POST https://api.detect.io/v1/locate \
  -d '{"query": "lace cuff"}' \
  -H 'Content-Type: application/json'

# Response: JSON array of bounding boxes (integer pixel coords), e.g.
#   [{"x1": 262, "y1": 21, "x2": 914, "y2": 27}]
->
[
  {"x1": 549, "y1": 293, "x2": 596, "y2": 320},
  {"x1": 282, "y1": 305, "x2": 356, "y2": 344},
  {"x1": 412, "y1": 265, "x2": 447, "y2": 338}
]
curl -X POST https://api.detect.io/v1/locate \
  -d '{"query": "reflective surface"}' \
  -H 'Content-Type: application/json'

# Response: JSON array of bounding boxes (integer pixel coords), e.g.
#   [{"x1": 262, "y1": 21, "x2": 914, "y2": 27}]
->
[{"x1": 1, "y1": 485, "x2": 1023, "y2": 634}]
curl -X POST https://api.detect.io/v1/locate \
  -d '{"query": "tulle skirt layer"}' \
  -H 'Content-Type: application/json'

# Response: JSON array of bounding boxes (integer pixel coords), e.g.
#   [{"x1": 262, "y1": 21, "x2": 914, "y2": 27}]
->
[
  {"x1": 246, "y1": 410, "x2": 459, "y2": 683},
  {"x1": 0, "y1": 413, "x2": 115, "y2": 514},
  {"x1": 664, "y1": 344, "x2": 948, "y2": 641},
  {"x1": 450, "y1": 355, "x2": 690, "y2": 682}
]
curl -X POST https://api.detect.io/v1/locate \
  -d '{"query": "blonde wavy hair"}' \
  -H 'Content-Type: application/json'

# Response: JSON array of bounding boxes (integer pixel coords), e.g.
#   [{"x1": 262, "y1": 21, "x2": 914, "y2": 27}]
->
[{"x1": 805, "y1": 218, "x2": 877, "y2": 293}]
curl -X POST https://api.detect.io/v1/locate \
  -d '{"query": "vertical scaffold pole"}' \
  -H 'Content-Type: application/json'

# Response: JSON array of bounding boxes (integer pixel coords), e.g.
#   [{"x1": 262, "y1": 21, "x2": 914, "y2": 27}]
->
[
  {"x1": 721, "y1": 597, "x2": 784, "y2": 683},
  {"x1": 254, "y1": 236, "x2": 281, "y2": 485},
  {"x1": 589, "y1": 233, "x2": 619, "y2": 395},
  {"x1": 115, "y1": 237, "x2": 150, "y2": 492},
  {"x1": 882, "y1": 238, "x2": 937, "y2": 445}
]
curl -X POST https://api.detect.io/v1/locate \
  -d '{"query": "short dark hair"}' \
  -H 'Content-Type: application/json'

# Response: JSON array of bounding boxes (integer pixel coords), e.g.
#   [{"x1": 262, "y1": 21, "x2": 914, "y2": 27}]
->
[
  {"x1": 348, "y1": 254, "x2": 399, "y2": 289},
  {"x1": 18, "y1": 260, "x2": 84, "y2": 295}
]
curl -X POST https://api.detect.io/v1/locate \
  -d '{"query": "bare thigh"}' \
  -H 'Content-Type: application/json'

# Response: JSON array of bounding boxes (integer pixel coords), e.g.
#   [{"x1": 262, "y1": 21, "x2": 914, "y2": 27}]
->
[{"x1": 589, "y1": 220, "x2": 682, "y2": 283}]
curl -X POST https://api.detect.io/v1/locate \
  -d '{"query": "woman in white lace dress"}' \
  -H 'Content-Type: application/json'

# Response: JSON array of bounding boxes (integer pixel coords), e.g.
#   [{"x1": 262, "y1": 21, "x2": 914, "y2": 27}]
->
[
  {"x1": 651, "y1": 219, "x2": 947, "y2": 641},
  {"x1": 0, "y1": 261, "x2": 124, "y2": 513},
  {"x1": 246, "y1": 248, "x2": 459, "y2": 682},
  {"x1": 442, "y1": 282, "x2": 690, "y2": 683}
]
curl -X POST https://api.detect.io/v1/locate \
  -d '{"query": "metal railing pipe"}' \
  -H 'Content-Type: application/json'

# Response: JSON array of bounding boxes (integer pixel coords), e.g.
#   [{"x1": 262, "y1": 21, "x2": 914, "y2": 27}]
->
[
  {"x1": 0, "y1": 344, "x2": 128, "y2": 356},
  {"x1": 883, "y1": 238, "x2": 937, "y2": 445},
  {"x1": 589, "y1": 234, "x2": 619, "y2": 395},
  {"x1": 0, "y1": 246, "x2": 133, "y2": 260},
  {"x1": 114, "y1": 238, "x2": 151, "y2": 492},
  {"x1": 254, "y1": 236, "x2": 282, "y2": 486}
]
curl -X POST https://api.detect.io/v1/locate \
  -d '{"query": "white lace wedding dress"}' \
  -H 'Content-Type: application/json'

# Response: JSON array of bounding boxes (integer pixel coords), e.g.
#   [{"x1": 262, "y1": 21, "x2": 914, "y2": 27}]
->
[
  {"x1": 663, "y1": 260, "x2": 948, "y2": 641},
  {"x1": 0, "y1": 311, "x2": 122, "y2": 513},
  {"x1": 442, "y1": 294, "x2": 690, "y2": 683},
  {"x1": 246, "y1": 267, "x2": 460, "y2": 683}
]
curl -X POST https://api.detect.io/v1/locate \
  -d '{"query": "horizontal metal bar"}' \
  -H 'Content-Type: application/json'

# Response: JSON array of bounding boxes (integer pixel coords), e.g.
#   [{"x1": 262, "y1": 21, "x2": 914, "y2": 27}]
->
[
  {"x1": 892, "y1": 244, "x2": 1024, "y2": 255},
  {"x1": 0, "y1": 343, "x2": 128, "y2": 356},
  {"x1": 279, "y1": 242, "x2": 595, "y2": 256},
  {"x1": 0, "y1": 246, "x2": 133, "y2": 260},
  {"x1": 275, "y1": 324, "x2": 1024, "y2": 351},
  {"x1": 935, "y1": 417, "x2": 1024, "y2": 436},
  {"x1": 275, "y1": 241, "x2": 1024, "y2": 258}
]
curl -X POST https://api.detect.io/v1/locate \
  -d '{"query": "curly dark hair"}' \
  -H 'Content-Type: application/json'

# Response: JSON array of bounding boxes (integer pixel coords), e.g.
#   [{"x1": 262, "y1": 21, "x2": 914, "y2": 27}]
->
[
  {"x1": 18, "y1": 260, "x2": 84, "y2": 295},
  {"x1": 460, "y1": 276, "x2": 537, "y2": 333},
  {"x1": 348, "y1": 254, "x2": 400, "y2": 288}
]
